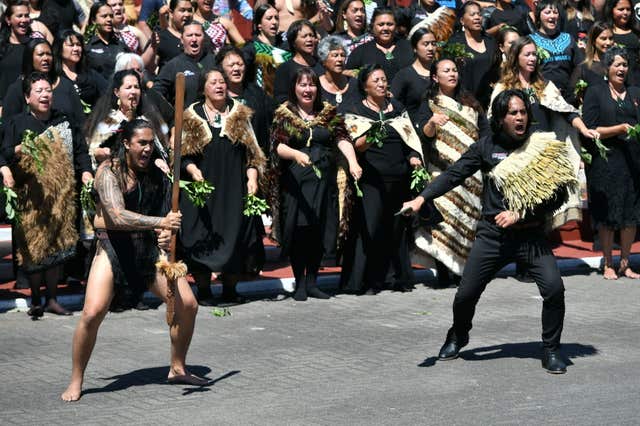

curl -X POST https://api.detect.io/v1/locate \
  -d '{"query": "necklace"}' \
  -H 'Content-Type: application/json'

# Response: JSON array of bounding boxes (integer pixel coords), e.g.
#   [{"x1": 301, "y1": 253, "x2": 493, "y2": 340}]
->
[
  {"x1": 298, "y1": 107, "x2": 315, "y2": 122},
  {"x1": 324, "y1": 76, "x2": 348, "y2": 104},
  {"x1": 609, "y1": 83, "x2": 626, "y2": 108},
  {"x1": 365, "y1": 98, "x2": 387, "y2": 120},
  {"x1": 376, "y1": 43, "x2": 395, "y2": 60},
  {"x1": 203, "y1": 102, "x2": 228, "y2": 128}
]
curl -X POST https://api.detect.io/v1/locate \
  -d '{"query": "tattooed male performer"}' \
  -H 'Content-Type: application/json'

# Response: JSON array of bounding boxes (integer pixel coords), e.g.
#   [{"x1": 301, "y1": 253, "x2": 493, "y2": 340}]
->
[{"x1": 62, "y1": 119, "x2": 208, "y2": 402}]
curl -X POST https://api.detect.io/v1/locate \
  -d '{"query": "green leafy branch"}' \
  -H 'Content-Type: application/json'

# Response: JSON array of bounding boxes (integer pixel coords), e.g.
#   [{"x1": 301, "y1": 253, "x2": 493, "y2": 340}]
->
[
  {"x1": 80, "y1": 99, "x2": 92, "y2": 115},
  {"x1": 574, "y1": 79, "x2": 588, "y2": 97},
  {"x1": 353, "y1": 179, "x2": 363, "y2": 198},
  {"x1": 365, "y1": 121, "x2": 387, "y2": 148},
  {"x1": 627, "y1": 123, "x2": 640, "y2": 142},
  {"x1": 21, "y1": 129, "x2": 51, "y2": 174},
  {"x1": 80, "y1": 179, "x2": 96, "y2": 216},
  {"x1": 2, "y1": 187, "x2": 19, "y2": 224},
  {"x1": 536, "y1": 46, "x2": 550, "y2": 63},
  {"x1": 244, "y1": 193, "x2": 268, "y2": 217},
  {"x1": 311, "y1": 163, "x2": 322, "y2": 179},
  {"x1": 168, "y1": 173, "x2": 215, "y2": 208},
  {"x1": 439, "y1": 42, "x2": 474, "y2": 61},
  {"x1": 410, "y1": 167, "x2": 430, "y2": 192},
  {"x1": 211, "y1": 307, "x2": 231, "y2": 317},
  {"x1": 83, "y1": 23, "x2": 98, "y2": 42},
  {"x1": 580, "y1": 137, "x2": 610, "y2": 164}
]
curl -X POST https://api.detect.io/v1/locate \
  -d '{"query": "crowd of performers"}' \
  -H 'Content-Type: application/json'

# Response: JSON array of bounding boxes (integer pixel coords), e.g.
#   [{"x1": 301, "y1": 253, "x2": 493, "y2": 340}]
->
[{"x1": 0, "y1": 0, "x2": 639, "y2": 399}]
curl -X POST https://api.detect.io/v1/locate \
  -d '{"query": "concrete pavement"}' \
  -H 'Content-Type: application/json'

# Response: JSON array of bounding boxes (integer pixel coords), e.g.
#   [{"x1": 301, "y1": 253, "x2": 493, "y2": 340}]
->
[{"x1": 0, "y1": 271, "x2": 639, "y2": 425}]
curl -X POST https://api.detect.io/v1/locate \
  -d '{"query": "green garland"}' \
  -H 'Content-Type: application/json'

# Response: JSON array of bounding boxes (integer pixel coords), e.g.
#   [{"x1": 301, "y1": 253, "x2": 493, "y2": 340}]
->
[
  {"x1": 244, "y1": 193, "x2": 268, "y2": 216},
  {"x1": 21, "y1": 129, "x2": 51, "y2": 173},
  {"x1": 365, "y1": 120, "x2": 387, "y2": 148}
]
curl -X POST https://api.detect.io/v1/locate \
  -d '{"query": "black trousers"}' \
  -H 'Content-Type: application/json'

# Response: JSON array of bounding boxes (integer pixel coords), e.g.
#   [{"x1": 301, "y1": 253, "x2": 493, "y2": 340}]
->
[{"x1": 451, "y1": 220, "x2": 565, "y2": 350}]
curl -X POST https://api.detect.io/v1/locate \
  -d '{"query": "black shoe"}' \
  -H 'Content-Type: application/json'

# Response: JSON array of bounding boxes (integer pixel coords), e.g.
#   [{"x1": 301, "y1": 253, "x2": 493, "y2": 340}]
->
[
  {"x1": 438, "y1": 331, "x2": 469, "y2": 360},
  {"x1": 542, "y1": 349, "x2": 567, "y2": 374},
  {"x1": 307, "y1": 286, "x2": 330, "y2": 299},
  {"x1": 293, "y1": 282, "x2": 307, "y2": 301},
  {"x1": 27, "y1": 305, "x2": 44, "y2": 319}
]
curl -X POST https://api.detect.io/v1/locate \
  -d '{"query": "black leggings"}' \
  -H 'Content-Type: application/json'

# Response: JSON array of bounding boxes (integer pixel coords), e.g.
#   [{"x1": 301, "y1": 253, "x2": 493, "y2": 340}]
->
[{"x1": 289, "y1": 225, "x2": 323, "y2": 286}]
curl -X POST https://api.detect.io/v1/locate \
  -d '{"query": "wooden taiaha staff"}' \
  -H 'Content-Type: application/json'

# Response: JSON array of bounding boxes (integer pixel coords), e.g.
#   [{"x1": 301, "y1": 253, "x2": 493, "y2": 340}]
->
[{"x1": 157, "y1": 72, "x2": 188, "y2": 326}]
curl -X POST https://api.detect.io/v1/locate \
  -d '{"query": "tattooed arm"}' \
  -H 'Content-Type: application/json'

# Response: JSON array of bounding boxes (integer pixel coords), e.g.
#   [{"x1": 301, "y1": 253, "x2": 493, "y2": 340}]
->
[{"x1": 95, "y1": 164, "x2": 181, "y2": 231}]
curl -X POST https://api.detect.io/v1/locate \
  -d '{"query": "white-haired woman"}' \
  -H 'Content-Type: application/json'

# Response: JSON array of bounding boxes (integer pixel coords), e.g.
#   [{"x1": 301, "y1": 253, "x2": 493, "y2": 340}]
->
[{"x1": 317, "y1": 35, "x2": 359, "y2": 107}]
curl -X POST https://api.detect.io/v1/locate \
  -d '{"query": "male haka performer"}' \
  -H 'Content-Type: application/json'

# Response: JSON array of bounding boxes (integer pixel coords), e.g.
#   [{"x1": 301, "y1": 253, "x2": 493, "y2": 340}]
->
[
  {"x1": 62, "y1": 119, "x2": 208, "y2": 402},
  {"x1": 403, "y1": 89, "x2": 576, "y2": 374}
]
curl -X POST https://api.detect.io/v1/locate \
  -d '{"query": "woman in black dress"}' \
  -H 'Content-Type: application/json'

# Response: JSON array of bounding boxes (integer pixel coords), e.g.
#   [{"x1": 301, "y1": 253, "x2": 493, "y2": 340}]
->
[
  {"x1": 84, "y1": 2, "x2": 129, "y2": 81},
  {"x1": 268, "y1": 67, "x2": 362, "y2": 301},
  {"x1": 242, "y1": 3, "x2": 291, "y2": 97},
  {"x1": 340, "y1": 64, "x2": 425, "y2": 295},
  {"x1": 54, "y1": 29, "x2": 108, "y2": 115},
  {"x1": 564, "y1": 0, "x2": 594, "y2": 48},
  {"x1": 2, "y1": 37, "x2": 84, "y2": 124},
  {"x1": 1, "y1": 72, "x2": 93, "y2": 318},
  {"x1": 530, "y1": 0, "x2": 583, "y2": 103},
  {"x1": 150, "y1": 0, "x2": 194, "y2": 71},
  {"x1": 391, "y1": 27, "x2": 436, "y2": 120},
  {"x1": 582, "y1": 46, "x2": 640, "y2": 280},
  {"x1": 604, "y1": 0, "x2": 640, "y2": 84},
  {"x1": 445, "y1": 1, "x2": 499, "y2": 108},
  {"x1": 179, "y1": 68, "x2": 267, "y2": 305},
  {"x1": 216, "y1": 45, "x2": 275, "y2": 153},
  {"x1": 317, "y1": 35, "x2": 358, "y2": 107},
  {"x1": 570, "y1": 21, "x2": 614, "y2": 103},
  {"x1": 273, "y1": 19, "x2": 323, "y2": 103},
  {"x1": 346, "y1": 7, "x2": 414, "y2": 81}
]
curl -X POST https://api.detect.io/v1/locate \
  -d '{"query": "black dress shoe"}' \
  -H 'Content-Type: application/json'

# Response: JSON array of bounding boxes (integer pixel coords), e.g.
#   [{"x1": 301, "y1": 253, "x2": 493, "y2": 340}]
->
[
  {"x1": 307, "y1": 286, "x2": 330, "y2": 299},
  {"x1": 542, "y1": 349, "x2": 567, "y2": 374},
  {"x1": 438, "y1": 332, "x2": 469, "y2": 360}
]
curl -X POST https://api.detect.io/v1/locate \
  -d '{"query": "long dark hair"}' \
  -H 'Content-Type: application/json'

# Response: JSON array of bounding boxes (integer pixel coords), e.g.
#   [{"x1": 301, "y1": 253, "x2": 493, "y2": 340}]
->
[
  {"x1": 111, "y1": 118, "x2": 165, "y2": 214},
  {"x1": 0, "y1": 0, "x2": 31, "y2": 57},
  {"x1": 489, "y1": 89, "x2": 531, "y2": 135},
  {"x1": 603, "y1": 0, "x2": 640, "y2": 33},
  {"x1": 253, "y1": 3, "x2": 277, "y2": 35},
  {"x1": 53, "y1": 29, "x2": 86, "y2": 76},
  {"x1": 288, "y1": 67, "x2": 323, "y2": 113},
  {"x1": 22, "y1": 38, "x2": 56, "y2": 81},
  {"x1": 426, "y1": 58, "x2": 483, "y2": 113},
  {"x1": 88, "y1": 1, "x2": 117, "y2": 40},
  {"x1": 85, "y1": 70, "x2": 167, "y2": 148}
]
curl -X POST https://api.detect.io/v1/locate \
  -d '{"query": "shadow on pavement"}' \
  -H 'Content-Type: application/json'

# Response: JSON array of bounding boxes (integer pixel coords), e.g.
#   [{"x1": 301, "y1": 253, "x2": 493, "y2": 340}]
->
[
  {"x1": 81, "y1": 366, "x2": 240, "y2": 397},
  {"x1": 418, "y1": 342, "x2": 598, "y2": 367}
]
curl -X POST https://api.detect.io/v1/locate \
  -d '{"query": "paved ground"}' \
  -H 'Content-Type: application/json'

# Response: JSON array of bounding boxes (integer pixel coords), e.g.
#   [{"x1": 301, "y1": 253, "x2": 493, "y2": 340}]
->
[{"x1": 1, "y1": 270, "x2": 639, "y2": 425}]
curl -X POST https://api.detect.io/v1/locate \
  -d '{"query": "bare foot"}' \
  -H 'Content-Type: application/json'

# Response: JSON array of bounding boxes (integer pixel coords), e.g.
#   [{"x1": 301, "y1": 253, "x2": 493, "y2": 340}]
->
[
  {"x1": 603, "y1": 266, "x2": 618, "y2": 280},
  {"x1": 619, "y1": 266, "x2": 640, "y2": 279},
  {"x1": 167, "y1": 371, "x2": 210, "y2": 386},
  {"x1": 61, "y1": 382, "x2": 82, "y2": 402}
]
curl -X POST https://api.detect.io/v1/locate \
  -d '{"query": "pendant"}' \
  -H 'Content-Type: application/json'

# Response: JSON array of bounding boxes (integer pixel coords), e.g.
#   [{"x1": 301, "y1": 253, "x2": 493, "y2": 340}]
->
[
  {"x1": 385, "y1": 51, "x2": 394, "y2": 60},
  {"x1": 336, "y1": 92, "x2": 343, "y2": 104},
  {"x1": 213, "y1": 113, "x2": 222, "y2": 128}
]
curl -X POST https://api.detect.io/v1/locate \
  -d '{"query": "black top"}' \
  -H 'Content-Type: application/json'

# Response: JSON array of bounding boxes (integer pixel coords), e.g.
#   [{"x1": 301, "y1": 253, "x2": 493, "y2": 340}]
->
[
  {"x1": 1, "y1": 110, "x2": 92, "y2": 174},
  {"x1": 153, "y1": 52, "x2": 217, "y2": 106},
  {"x1": 340, "y1": 98, "x2": 420, "y2": 182},
  {"x1": 319, "y1": 77, "x2": 360, "y2": 107},
  {"x1": 564, "y1": 15, "x2": 593, "y2": 45},
  {"x1": 63, "y1": 70, "x2": 108, "y2": 111},
  {"x1": 486, "y1": 6, "x2": 530, "y2": 35},
  {"x1": 0, "y1": 43, "x2": 25, "y2": 106},
  {"x1": 157, "y1": 28, "x2": 183, "y2": 71},
  {"x1": 85, "y1": 34, "x2": 129, "y2": 81},
  {"x1": 613, "y1": 31, "x2": 640, "y2": 85},
  {"x1": 391, "y1": 65, "x2": 432, "y2": 121},
  {"x1": 346, "y1": 39, "x2": 414, "y2": 82},
  {"x1": 446, "y1": 32, "x2": 499, "y2": 108},
  {"x1": 569, "y1": 61, "x2": 606, "y2": 98},
  {"x1": 2, "y1": 77, "x2": 85, "y2": 125},
  {"x1": 39, "y1": 0, "x2": 80, "y2": 33},
  {"x1": 273, "y1": 59, "x2": 325, "y2": 104},
  {"x1": 230, "y1": 83, "x2": 275, "y2": 153},
  {"x1": 530, "y1": 31, "x2": 582, "y2": 103},
  {"x1": 419, "y1": 132, "x2": 562, "y2": 221}
]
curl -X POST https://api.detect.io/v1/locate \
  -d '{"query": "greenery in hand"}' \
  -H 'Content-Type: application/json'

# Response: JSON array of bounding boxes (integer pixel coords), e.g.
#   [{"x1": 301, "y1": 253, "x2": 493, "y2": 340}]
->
[
  {"x1": 536, "y1": 46, "x2": 550, "y2": 63},
  {"x1": 2, "y1": 187, "x2": 19, "y2": 223},
  {"x1": 626, "y1": 123, "x2": 640, "y2": 142},
  {"x1": 580, "y1": 137, "x2": 609, "y2": 164},
  {"x1": 21, "y1": 129, "x2": 51, "y2": 174},
  {"x1": 579, "y1": 147, "x2": 592, "y2": 165},
  {"x1": 353, "y1": 179, "x2": 363, "y2": 198},
  {"x1": 80, "y1": 99, "x2": 92, "y2": 115},
  {"x1": 80, "y1": 179, "x2": 96, "y2": 216},
  {"x1": 410, "y1": 167, "x2": 430, "y2": 192},
  {"x1": 311, "y1": 163, "x2": 322, "y2": 179},
  {"x1": 438, "y1": 42, "x2": 474, "y2": 61},
  {"x1": 168, "y1": 173, "x2": 215, "y2": 208},
  {"x1": 243, "y1": 193, "x2": 268, "y2": 217},
  {"x1": 574, "y1": 79, "x2": 588, "y2": 96}
]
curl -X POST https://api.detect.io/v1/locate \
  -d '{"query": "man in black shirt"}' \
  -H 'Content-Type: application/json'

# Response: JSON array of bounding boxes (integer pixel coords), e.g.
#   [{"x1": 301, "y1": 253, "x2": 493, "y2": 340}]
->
[
  {"x1": 153, "y1": 20, "x2": 215, "y2": 106},
  {"x1": 403, "y1": 89, "x2": 568, "y2": 374}
]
